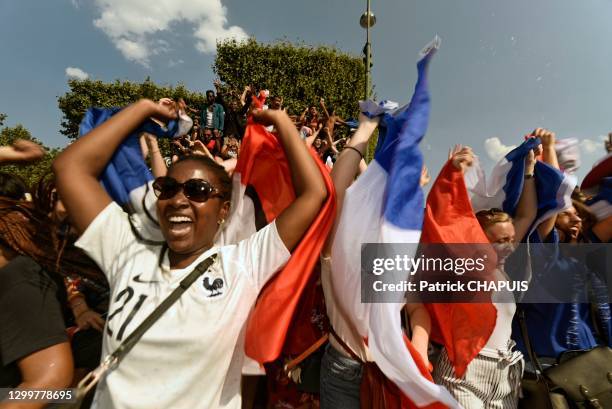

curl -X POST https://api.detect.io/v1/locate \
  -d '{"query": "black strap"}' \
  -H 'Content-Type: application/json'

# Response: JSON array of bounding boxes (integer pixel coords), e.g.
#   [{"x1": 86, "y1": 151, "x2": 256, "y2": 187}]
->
[
  {"x1": 110, "y1": 254, "x2": 217, "y2": 363},
  {"x1": 68, "y1": 254, "x2": 218, "y2": 407},
  {"x1": 518, "y1": 308, "x2": 545, "y2": 375},
  {"x1": 328, "y1": 326, "x2": 364, "y2": 364}
]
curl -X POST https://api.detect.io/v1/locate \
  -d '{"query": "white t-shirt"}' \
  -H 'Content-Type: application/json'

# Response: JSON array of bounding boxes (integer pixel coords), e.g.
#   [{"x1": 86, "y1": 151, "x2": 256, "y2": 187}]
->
[
  {"x1": 480, "y1": 268, "x2": 516, "y2": 357},
  {"x1": 75, "y1": 203, "x2": 290, "y2": 409}
]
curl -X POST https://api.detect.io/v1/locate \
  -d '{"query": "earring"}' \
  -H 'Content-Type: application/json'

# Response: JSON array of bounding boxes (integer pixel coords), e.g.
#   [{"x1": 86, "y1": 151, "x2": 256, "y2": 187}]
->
[{"x1": 217, "y1": 219, "x2": 225, "y2": 226}]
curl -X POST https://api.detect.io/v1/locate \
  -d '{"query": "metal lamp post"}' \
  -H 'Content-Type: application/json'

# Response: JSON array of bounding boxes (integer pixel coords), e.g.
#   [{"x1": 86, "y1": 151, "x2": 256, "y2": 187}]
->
[{"x1": 360, "y1": 0, "x2": 376, "y2": 99}]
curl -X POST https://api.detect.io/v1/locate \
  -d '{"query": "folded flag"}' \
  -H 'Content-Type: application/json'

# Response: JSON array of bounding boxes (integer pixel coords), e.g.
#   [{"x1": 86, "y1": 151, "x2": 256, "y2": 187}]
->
[
  {"x1": 465, "y1": 138, "x2": 575, "y2": 237},
  {"x1": 331, "y1": 36, "x2": 460, "y2": 409}
]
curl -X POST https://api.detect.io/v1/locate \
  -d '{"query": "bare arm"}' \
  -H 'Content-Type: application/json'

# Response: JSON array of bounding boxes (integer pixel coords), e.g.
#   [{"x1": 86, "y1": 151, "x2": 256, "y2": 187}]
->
[
  {"x1": 319, "y1": 98, "x2": 330, "y2": 120},
  {"x1": 323, "y1": 129, "x2": 338, "y2": 155},
  {"x1": 513, "y1": 148, "x2": 538, "y2": 243},
  {"x1": 323, "y1": 114, "x2": 379, "y2": 256},
  {"x1": 143, "y1": 133, "x2": 167, "y2": 178},
  {"x1": 52, "y1": 99, "x2": 176, "y2": 234},
  {"x1": 0, "y1": 343, "x2": 73, "y2": 409},
  {"x1": 0, "y1": 140, "x2": 45, "y2": 165},
  {"x1": 405, "y1": 303, "x2": 431, "y2": 366},
  {"x1": 304, "y1": 125, "x2": 320, "y2": 148},
  {"x1": 534, "y1": 129, "x2": 559, "y2": 240},
  {"x1": 252, "y1": 109, "x2": 327, "y2": 251}
]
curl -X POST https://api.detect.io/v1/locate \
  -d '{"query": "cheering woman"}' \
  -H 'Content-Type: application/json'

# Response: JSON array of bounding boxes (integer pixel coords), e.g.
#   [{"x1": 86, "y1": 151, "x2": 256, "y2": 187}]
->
[{"x1": 53, "y1": 99, "x2": 327, "y2": 409}]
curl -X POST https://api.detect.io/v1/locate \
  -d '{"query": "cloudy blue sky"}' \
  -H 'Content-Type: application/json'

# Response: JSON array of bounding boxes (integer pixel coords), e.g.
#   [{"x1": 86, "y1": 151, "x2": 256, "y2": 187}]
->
[{"x1": 1, "y1": 0, "x2": 610, "y2": 181}]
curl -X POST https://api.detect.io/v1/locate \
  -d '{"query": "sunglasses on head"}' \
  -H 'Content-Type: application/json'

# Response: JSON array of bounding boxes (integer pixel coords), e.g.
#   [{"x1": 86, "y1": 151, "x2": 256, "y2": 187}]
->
[{"x1": 152, "y1": 177, "x2": 223, "y2": 202}]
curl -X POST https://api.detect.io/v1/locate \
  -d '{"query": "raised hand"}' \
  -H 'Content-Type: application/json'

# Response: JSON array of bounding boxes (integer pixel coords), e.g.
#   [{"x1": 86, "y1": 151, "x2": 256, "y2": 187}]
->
[
  {"x1": 450, "y1": 145, "x2": 474, "y2": 174},
  {"x1": 530, "y1": 127, "x2": 555, "y2": 147}
]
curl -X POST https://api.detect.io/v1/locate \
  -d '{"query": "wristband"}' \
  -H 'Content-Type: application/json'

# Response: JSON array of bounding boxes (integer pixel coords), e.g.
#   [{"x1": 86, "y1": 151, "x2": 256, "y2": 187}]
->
[{"x1": 344, "y1": 146, "x2": 364, "y2": 160}]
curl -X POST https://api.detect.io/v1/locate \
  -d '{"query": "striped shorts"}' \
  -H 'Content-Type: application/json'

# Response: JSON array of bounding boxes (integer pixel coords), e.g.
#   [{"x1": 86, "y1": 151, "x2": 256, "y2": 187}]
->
[{"x1": 433, "y1": 345, "x2": 524, "y2": 409}]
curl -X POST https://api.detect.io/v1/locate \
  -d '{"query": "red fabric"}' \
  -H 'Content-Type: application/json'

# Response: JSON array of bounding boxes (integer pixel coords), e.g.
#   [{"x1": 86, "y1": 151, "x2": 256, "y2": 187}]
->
[
  {"x1": 420, "y1": 160, "x2": 497, "y2": 378},
  {"x1": 238, "y1": 121, "x2": 336, "y2": 364},
  {"x1": 581, "y1": 154, "x2": 612, "y2": 190}
]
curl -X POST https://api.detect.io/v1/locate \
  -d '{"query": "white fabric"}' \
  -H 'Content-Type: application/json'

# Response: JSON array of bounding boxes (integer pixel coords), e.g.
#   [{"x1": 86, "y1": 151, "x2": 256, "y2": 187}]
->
[
  {"x1": 331, "y1": 160, "x2": 461, "y2": 408},
  {"x1": 206, "y1": 110, "x2": 214, "y2": 129},
  {"x1": 175, "y1": 110, "x2": 194, "y2": 138},
  {"x1": 481, "y1": 270, "x2": 516, "y2": 356},
  {"x1": 555, "y1": 138, "x2": 581, "y2": 174},
  {"x1": 76, "y1": 202, "x2": 290, "y2": 409}
]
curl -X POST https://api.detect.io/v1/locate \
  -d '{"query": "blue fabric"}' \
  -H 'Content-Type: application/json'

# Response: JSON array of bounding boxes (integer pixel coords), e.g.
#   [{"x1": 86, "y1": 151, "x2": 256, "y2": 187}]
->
[
  {"x1": 512, "y1": 229, "x2": 612, "y2": 359},
  {"x1": 374, "y1": 47, "x2": 436, "y2": 231},
  {"x1": 499, "y1": 138, "x2": 570, "y2": 239},
  {"x1": 79, "y1": 107, "x2": 179, "y2": 208}
]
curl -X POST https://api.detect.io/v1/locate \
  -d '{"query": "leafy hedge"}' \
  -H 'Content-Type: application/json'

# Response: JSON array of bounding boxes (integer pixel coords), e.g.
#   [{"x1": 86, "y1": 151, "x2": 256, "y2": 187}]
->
[
  {"x1": 58, "y1": 78, "x2": 207, "y2": 140},
  {"x1": 214, "y1": 38, "x2": 365, "y2": 122}
]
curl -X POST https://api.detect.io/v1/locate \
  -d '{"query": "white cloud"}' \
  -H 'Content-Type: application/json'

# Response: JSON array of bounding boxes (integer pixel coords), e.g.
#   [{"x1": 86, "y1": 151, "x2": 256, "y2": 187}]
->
[
  {"x1": 91, "y1": 0, "x2": 248, "y2": 66},
  {"x1": 65, "y1": 67, "x2": 90, "y2": 80},
  {"x1": 168, "y1": 59, "x2": 185, "y2": 67},
  {"x1": 580, "y1": 138, "x2": 602, "y2": 154},
  {"x1": 484, "y1": 137, "x2": 516, "y2": 161}
]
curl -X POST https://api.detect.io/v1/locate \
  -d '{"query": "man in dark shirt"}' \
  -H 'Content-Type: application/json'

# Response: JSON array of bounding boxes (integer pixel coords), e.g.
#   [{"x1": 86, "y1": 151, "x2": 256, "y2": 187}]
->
[{"x1": 0, "y1": 254, "x2": 73, "y2": 405}]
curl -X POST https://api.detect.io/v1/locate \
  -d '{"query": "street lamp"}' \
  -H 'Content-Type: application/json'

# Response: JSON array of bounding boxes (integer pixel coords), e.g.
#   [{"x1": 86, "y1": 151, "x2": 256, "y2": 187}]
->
[{"x1": 360, "y1": 0, "x2": 376, "y2": 99}]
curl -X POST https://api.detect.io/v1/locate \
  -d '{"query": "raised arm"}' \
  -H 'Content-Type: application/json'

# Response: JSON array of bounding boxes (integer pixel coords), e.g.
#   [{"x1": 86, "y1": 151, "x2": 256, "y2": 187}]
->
[
  {"x1": 142, "y1": 132, "x2": 168, "y2": 178},
  {"x1": 513, "y1": 146, "x2": 538, "y2": 243},
  {"x1": 323, "y1": 128, "x2": 338, "y2": 155},
  {"x1": 304, "y1": 125, "x2": 321, "y2": 148},
  {"x1": 322, "y1": 114, "x2": 379, "y2": 256},
  {"x1": 0, "y1": 139, "x2": 45, "y2": 165},
  {"x1": 252, "y1": 109, "x2": 327, "y2": 251},
  {"x1": 533, "y1": 128, "x2": 559, "y2": 240},
  {"x1": 319, "y1": 98, "x2": 330, "y2": 120},
  {"x1": 52, "y1": 99, "x2": 177, "y2": 234}
]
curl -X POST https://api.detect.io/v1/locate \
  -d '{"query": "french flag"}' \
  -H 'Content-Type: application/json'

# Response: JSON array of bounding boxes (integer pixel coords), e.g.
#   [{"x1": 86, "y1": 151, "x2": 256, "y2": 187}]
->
[
  {"x1": 79, "y1": 102, "x2": 337, "y2": 367},
  {"x1": 217, "y1": 95, "x2": 336, "y2": 365},
  {"x1": 330, "y1": 37, "x2": 460, "y2": 409},
  {"x1": 78, "y1": 107, "x2": 185, "y2": 244},
  {"x1": 465, "y1": 138, "x2": 576, "y2": 234},
  {"x1": 420, "y1": 160, "x2": 498, "y2": 379}
]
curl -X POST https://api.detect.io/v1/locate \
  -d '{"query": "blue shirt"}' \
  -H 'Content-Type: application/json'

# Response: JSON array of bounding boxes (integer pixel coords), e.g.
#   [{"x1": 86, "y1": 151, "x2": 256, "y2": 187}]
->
[{"x1": 512, "y1": 229, "x2": 611, "y2": 360}]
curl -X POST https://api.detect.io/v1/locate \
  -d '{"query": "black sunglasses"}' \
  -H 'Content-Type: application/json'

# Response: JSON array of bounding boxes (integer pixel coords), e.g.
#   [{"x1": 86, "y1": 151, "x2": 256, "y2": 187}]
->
[{"x1": 152, "y1": 177, "x2": 223, "y2": 202}]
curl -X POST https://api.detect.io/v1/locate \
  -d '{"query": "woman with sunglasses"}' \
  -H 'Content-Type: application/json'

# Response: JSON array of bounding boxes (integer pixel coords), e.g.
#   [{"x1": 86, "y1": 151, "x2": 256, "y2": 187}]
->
[{"x1": 52, "y1": 98, "x2": 327, "y2": 409}]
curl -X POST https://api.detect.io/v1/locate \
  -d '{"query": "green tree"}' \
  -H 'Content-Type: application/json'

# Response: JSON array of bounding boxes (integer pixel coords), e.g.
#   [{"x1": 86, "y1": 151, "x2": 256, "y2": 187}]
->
[
  {"x1": 58, "y1": 78, "x2": 207, "y2": 139},
  {"x1": 214, "y1": 39, "x2": 365, "y2": 122},
  {"x1": 0, "y1": 118, "x2": 60, "y2": 188}
]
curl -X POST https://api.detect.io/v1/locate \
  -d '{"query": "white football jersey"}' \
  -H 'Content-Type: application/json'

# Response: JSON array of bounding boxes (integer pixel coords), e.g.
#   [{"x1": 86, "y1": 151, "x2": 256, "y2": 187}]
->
[{"x1": 76, "y1": 203, "x2": 290, "y2": 409}]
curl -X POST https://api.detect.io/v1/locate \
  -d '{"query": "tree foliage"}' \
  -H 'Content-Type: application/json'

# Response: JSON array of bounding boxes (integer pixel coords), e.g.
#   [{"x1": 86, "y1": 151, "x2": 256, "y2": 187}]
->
[
  {"x1": 0, "y1": 118, "x2": 60, "y2": 188},
  {"x1": 58, "y1": 78, "x2": 207, "y2": 139},
  {"x1": 214, "y1": 39, "x2": 365, "y2": 122}
]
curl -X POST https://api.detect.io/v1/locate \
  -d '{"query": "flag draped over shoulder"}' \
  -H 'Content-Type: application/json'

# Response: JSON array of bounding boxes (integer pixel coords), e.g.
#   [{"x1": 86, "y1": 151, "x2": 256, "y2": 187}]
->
[
  {"x1": 420, "y1": 160, "x2": 497, "y2": 378},
  {"x1": 465, "y1": 138, "x2": 575, "y2": 235},
  {"x1": 331, "y1": 36, "x2": 460, "y2": 409}
]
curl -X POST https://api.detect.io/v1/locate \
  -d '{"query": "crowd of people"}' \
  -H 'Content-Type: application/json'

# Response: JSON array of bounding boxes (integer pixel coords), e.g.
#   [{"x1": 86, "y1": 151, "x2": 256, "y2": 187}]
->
[{"x1": 0, "y1": 79, "x2": 610, "y2": 409}]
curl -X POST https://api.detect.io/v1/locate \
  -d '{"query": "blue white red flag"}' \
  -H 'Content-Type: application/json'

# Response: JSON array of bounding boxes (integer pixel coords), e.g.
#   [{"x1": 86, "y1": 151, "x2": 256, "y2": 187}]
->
[{"x1": 331, "y1": 36, "x2": 460, "y2": 409}]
